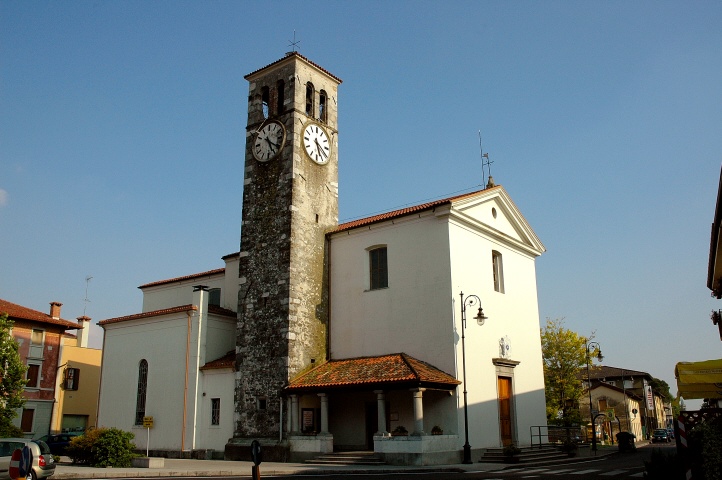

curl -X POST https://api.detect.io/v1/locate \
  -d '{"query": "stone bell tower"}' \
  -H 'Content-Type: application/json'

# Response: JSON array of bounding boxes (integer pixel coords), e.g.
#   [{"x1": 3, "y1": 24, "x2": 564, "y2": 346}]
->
[{"x1": 227, "y1": 53, "x2": 342, "y2": 455}]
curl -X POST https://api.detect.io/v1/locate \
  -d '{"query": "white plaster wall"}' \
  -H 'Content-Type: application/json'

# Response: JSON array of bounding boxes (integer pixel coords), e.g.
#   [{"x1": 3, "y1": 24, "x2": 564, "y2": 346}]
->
[
  {"x1": 222, "y1": 255, "x2": 240, "y2": 312},
  {"x1": 205, "y1": 317, "x2": 236, "y2": 363},
  {"x1": 141, "y1": 275, "x2": 225, "y2": 313},
  {"x1": 197, "y1": 369, "x2": 235, "y2": 451},
  {"x1": 448, "y1": 205, "x2": 546, "y2": 449},
  {"x1": 329, "y1": 211, "x2": 455, "y2": 374},
  {"x1": 328, "y1": 187, "x2": 546, "y2": 451},
  {"x1": 98, "y1": 315, "x2": 190, "y2": 450}
]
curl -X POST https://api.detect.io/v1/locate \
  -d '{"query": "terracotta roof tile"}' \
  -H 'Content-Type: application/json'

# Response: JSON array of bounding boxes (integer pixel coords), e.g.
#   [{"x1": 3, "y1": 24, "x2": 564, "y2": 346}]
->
[
  {"x1": 333, "y1": 187, "x2": 498, "y2": 233},
  {"x1": 200, "y1": 350, "x2": 235, "y2": 370},
  {"x1": 99, "y1": 305, "x2": 197, "y2": 326},
  {"x1": 138, "y1": 268, "x2": 225, "y2": 289},
  {"x1": 0, "y1": 298, "x2": 82, "y2": 330},
  {"x1": 286, "y1": 353, "x2": 460, "y2": 392},
  {"x1": 208, "y1": 304, "x2": 236, "y2": 317}
]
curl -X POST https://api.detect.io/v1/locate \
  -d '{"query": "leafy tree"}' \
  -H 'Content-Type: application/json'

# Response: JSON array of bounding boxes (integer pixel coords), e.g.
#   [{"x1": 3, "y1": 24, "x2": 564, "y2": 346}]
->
[
  {"x1": 541, "y1": 318, "x2": 593, "y2": 425},
  {"x1": 0, "y1": 313, "x2": 27, "y2": 436}
]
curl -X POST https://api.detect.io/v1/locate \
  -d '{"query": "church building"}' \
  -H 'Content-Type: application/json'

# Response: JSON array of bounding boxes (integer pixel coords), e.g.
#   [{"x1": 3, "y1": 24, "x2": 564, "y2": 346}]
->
[{"x1": 97, "y1": 52, "x2": 547, "y2": 465}]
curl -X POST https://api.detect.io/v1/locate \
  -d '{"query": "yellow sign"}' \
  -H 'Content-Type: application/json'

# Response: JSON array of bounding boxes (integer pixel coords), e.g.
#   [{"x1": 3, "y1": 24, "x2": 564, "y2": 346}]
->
[{"x1": 143, "y1": 416, "x2": 154, "y2": 428}]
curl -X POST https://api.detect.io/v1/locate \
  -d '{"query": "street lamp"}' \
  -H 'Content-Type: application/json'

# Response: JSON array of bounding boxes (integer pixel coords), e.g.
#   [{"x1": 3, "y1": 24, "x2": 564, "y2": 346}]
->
[
  {"x1": 585, "y1": 340, "x2": 603, "y2": 452},
  {"x1": 459, "y1": 291, "x2": 488, "y2": 464}
]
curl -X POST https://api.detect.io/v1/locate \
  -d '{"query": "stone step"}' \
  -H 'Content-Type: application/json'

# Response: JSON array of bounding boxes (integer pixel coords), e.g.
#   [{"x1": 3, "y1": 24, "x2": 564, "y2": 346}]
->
[
  {"x1": 306, "y1": 451, "x2": 386, "y2": 465},
  {"x1": 479, "y1": 445, "x2": 570, "y2": 464}
]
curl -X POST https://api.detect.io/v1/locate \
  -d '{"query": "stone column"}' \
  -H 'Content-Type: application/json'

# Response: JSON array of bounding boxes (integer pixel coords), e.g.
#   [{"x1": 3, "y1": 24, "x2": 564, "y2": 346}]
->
[
  {"x1": 290, "y1": 394, "x2": 299, "y2": 434},
  {"x1": 411, "y1": 388, "x2": 426, "y2": 436},
  {"x1": 318, "y1": 393, "x2": 329, "y2": 434},
  {"x1": 374, "y1": 390, "x2": 388, "y2": 435}
]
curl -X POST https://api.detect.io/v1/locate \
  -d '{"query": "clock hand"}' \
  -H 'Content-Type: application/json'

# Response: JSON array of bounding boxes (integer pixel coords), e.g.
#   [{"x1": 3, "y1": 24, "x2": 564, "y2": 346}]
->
[{"x1": 315, "y1": 140, "x2": 328, "y2": 160}]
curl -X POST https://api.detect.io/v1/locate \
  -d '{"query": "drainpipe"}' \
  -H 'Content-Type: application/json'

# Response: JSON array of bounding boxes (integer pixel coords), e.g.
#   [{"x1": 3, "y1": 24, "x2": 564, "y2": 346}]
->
[{"x1": 182, "y1": 309, "x2": 192, "y2": 452}]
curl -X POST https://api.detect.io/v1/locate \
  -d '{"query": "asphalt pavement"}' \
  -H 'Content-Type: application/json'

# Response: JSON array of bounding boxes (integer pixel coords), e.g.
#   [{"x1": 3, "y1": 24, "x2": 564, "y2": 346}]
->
[{"x1": 52, "y1": 444, "x2": 630, "y2": 479}]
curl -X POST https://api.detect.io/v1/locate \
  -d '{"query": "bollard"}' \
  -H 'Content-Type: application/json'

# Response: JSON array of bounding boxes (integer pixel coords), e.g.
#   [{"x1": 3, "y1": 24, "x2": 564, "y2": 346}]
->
[{"x1": 250, "y1": 440, "x2": 262, "y2": 480}]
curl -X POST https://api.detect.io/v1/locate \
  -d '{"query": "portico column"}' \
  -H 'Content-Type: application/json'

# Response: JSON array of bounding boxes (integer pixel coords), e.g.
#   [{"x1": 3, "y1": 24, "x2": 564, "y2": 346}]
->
[
  {"x1": 318, "y1": 393, "x2": 329, "y2": 434},
  {"x1": 374, "y1": 390, "x2": 387, "y2": 435},
  {"x1": 411, "y1": 388, "x2": 426, "y2": 436},
  {"x1": 290, "y1": 394, "x2": 299, "y2": 434}
]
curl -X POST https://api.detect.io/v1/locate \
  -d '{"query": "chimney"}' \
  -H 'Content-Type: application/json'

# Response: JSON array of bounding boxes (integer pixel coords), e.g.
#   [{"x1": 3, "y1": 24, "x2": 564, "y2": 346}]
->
[
  {"x1": 76, "y1": 316, "x2": 91, "y2": 348},
  {"x1": 50, "y1": 302, "x2": 63, "y2": 319}
]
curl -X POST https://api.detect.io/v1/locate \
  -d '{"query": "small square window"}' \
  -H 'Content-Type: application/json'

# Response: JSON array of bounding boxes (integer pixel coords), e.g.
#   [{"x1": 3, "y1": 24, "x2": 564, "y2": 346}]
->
[{"x1": 257, "y1": 397, "x2": 267, "y2": 411}]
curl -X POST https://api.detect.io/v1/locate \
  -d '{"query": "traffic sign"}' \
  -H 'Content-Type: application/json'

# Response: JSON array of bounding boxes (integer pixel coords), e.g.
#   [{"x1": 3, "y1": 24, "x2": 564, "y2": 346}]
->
[
  {"x1": 143, "y1": 416, "x2": 154, "y2": 428},
  {"x1": 9, "y1": 449, "x2": 22, "y2": 479}
]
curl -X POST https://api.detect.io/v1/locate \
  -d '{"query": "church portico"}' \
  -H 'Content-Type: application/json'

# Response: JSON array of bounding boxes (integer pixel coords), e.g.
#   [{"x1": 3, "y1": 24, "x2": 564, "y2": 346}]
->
[{"x1": 283, "y1": 353, "x2": 461, "y2": 463}]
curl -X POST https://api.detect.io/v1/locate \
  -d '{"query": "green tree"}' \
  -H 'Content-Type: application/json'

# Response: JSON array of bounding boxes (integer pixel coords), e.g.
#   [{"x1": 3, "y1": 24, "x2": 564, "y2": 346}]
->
[
  {"x1": 0, "y1": 313, "x2": 27, "y2": 436},
  {"x1": 541, "y1": 318, "x2": 591, "y2": 425}
]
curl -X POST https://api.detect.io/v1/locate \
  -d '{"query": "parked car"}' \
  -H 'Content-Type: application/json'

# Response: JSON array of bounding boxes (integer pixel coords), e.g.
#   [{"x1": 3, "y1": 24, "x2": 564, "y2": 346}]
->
[
  {"x1": 652, "y1": 428, "x2": 670, "y2": 443},
  {"x1": 0, "y1": 438, "x2": 56, "y2": 480},
  {"x1": 33, "y1": 433, "x2": 81, "y2": 456}
]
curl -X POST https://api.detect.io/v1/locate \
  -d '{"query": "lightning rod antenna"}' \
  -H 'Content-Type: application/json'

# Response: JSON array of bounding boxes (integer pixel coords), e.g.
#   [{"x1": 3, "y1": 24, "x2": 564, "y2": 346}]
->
[
  {"x1": 478, "y1": 131, "x2": 494, "y2": 189},
  {"x1": 83, "y1": 275, "x2": 93, "y2": 316},
  {"x1": 478, "y1": 131, "x2": 485, "y2": 187}
]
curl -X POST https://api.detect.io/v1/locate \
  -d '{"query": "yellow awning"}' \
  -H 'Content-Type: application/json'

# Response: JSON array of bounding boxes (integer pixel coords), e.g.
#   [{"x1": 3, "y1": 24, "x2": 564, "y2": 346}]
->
[{"x1": 675, "y1": 359, "x2": 722, "y2": 400}]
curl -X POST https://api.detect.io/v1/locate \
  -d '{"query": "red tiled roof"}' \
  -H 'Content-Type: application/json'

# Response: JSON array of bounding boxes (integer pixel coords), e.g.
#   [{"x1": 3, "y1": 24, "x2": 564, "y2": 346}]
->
[
  {"x1": 245, "y1": 51, "x2": 342, "y2": 84},
  {"x1": 0, "y1": 299, "x2": 82, "y2": 330},
  {"x1": 333, "y1": 187, "x2": 498, "y2": 233},
  {"x1": 138, "y1": 268, "x2": 225, "y2": 289},
  {"x1": 286, "y1": 353, "x2": 460, "y2": 393},
  {"x1": 208, "y1": 304, "x2": 237, "y2": 317},
  {"x1": 99, "y1": 305, "x2": 198, "y2": 326},
  {"x1": 200, "y1": 350, "x2": 235, "y2": 370}
]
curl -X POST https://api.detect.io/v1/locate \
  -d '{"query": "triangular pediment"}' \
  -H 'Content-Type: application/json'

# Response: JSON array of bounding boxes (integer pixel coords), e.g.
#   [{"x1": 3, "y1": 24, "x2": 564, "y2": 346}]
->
[{"x1": 448, "y1": 186, "x2": 546, "y2": 257}]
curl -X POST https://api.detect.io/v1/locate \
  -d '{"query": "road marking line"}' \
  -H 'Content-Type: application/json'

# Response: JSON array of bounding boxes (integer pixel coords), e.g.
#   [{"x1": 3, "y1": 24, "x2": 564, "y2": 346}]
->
[{"x1": 568, "y1": 469, "x2": 602, "y2": 475}]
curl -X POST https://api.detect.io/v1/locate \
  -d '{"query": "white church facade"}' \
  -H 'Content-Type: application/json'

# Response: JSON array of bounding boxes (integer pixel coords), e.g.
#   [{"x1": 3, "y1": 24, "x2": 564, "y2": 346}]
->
[{"x1": 97, "y1": 52, "x2": 547, "y2": 465}]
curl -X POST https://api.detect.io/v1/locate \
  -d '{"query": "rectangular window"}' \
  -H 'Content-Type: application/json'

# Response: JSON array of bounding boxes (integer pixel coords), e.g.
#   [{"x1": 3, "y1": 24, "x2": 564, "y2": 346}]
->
[
  {"x1": 64, "y1": 368, "x2": 80, "y2": 391},
  {"x1": 21, "y1": 409, "x2": 34, "y2": 433},
  {"x1": 31, "y1": 329, "x2": 44, "y2": 345},
  {"x1": 211, "y1": 398, "x2": 220, "y2": 425},
  {"x1": 26, "y1": 364, "x2": 40, "y2": 388},
  {"x1": 369, "y1": 247, "x2": 388, "y2": 290},
  {"x1": 208, "y1": 288, "x2": 221, "y2": 307},
  {"x1": 492, "y1": 250, "x2": 505, "y2": 293},
  {"x1": 29, "y1": 329, "x2": 44, "y2": 358}
]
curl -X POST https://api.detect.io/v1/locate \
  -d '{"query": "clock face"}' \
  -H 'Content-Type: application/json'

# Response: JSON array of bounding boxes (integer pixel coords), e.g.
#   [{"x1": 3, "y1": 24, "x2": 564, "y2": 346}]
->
[
  {"x1": 253, "y1": 121, "x2": 286, "y2": 162},
  {"x1": 303, "y1": 123, "x2": 331, "y2": 165}
]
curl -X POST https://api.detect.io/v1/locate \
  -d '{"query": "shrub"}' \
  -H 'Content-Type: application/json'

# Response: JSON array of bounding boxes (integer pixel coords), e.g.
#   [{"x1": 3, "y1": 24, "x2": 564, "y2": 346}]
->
[
  {"x1": 688, "y1": 420, "x2": 722, "y2": 480},
  {"x1": 65, "y1": 428, "x2": 136, "y2": 467},
  {"x1": 66, "y1": 428, "x2": 102, "y2": 464},
  {"x1": 92, "y1": 428, "x2": 135, "y2": 468}
]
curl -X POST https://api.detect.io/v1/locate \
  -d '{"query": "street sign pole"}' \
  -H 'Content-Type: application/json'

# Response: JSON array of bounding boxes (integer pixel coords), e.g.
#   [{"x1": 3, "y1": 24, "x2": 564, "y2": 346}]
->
[{"x1": 143, "y1": 416, "x2": 154, "y2": 456}]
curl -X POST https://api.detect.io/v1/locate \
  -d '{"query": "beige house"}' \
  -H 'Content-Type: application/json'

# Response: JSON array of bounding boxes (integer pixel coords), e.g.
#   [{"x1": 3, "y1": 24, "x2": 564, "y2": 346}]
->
[{"x1": 50, "y1": 323, "x2": 102, "y2": 433}]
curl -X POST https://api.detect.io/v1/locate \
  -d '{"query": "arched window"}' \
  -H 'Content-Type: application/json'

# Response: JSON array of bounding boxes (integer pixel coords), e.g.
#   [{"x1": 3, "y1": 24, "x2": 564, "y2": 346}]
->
[
  {"x1": 319, "y1": 90, "x2": 327, "y2": 123},
  {"x1": 261, "y1": 86, "x2": 270, "y2": 119},
  {"x1": 305, "y1": 82, "x2": 314, "y2": 117},
  {"x1": 276, "y1": 80, "x2": 285, "y2": 115},
  {"x1": 135, "y1": 359, "x2": 148, "y2": 425},
  {"x1": 492, "y1": 250, "x2": 505, "y2": 293}
]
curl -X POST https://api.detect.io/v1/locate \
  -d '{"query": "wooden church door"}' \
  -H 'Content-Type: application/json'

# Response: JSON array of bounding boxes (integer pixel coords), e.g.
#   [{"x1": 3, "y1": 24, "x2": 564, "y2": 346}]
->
[{"x1": 498, "y1": 376, "x2": 514, "y2": 446}]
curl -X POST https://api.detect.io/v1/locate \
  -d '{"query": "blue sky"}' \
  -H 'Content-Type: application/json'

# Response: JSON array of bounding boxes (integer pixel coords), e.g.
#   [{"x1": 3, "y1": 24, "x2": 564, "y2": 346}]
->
[{"x1": 2, "y1": 1, "x2": 721, "y2": 406}]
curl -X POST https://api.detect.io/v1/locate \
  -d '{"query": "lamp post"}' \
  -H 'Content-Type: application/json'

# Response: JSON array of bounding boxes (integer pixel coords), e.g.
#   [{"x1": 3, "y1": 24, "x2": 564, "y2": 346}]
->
[
  {"x1": 459, "y1": 291, "x2": 488, "y2": 464},
  {"x1": 585, "y1": 340, "x2": 603, "y2": 452}
]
